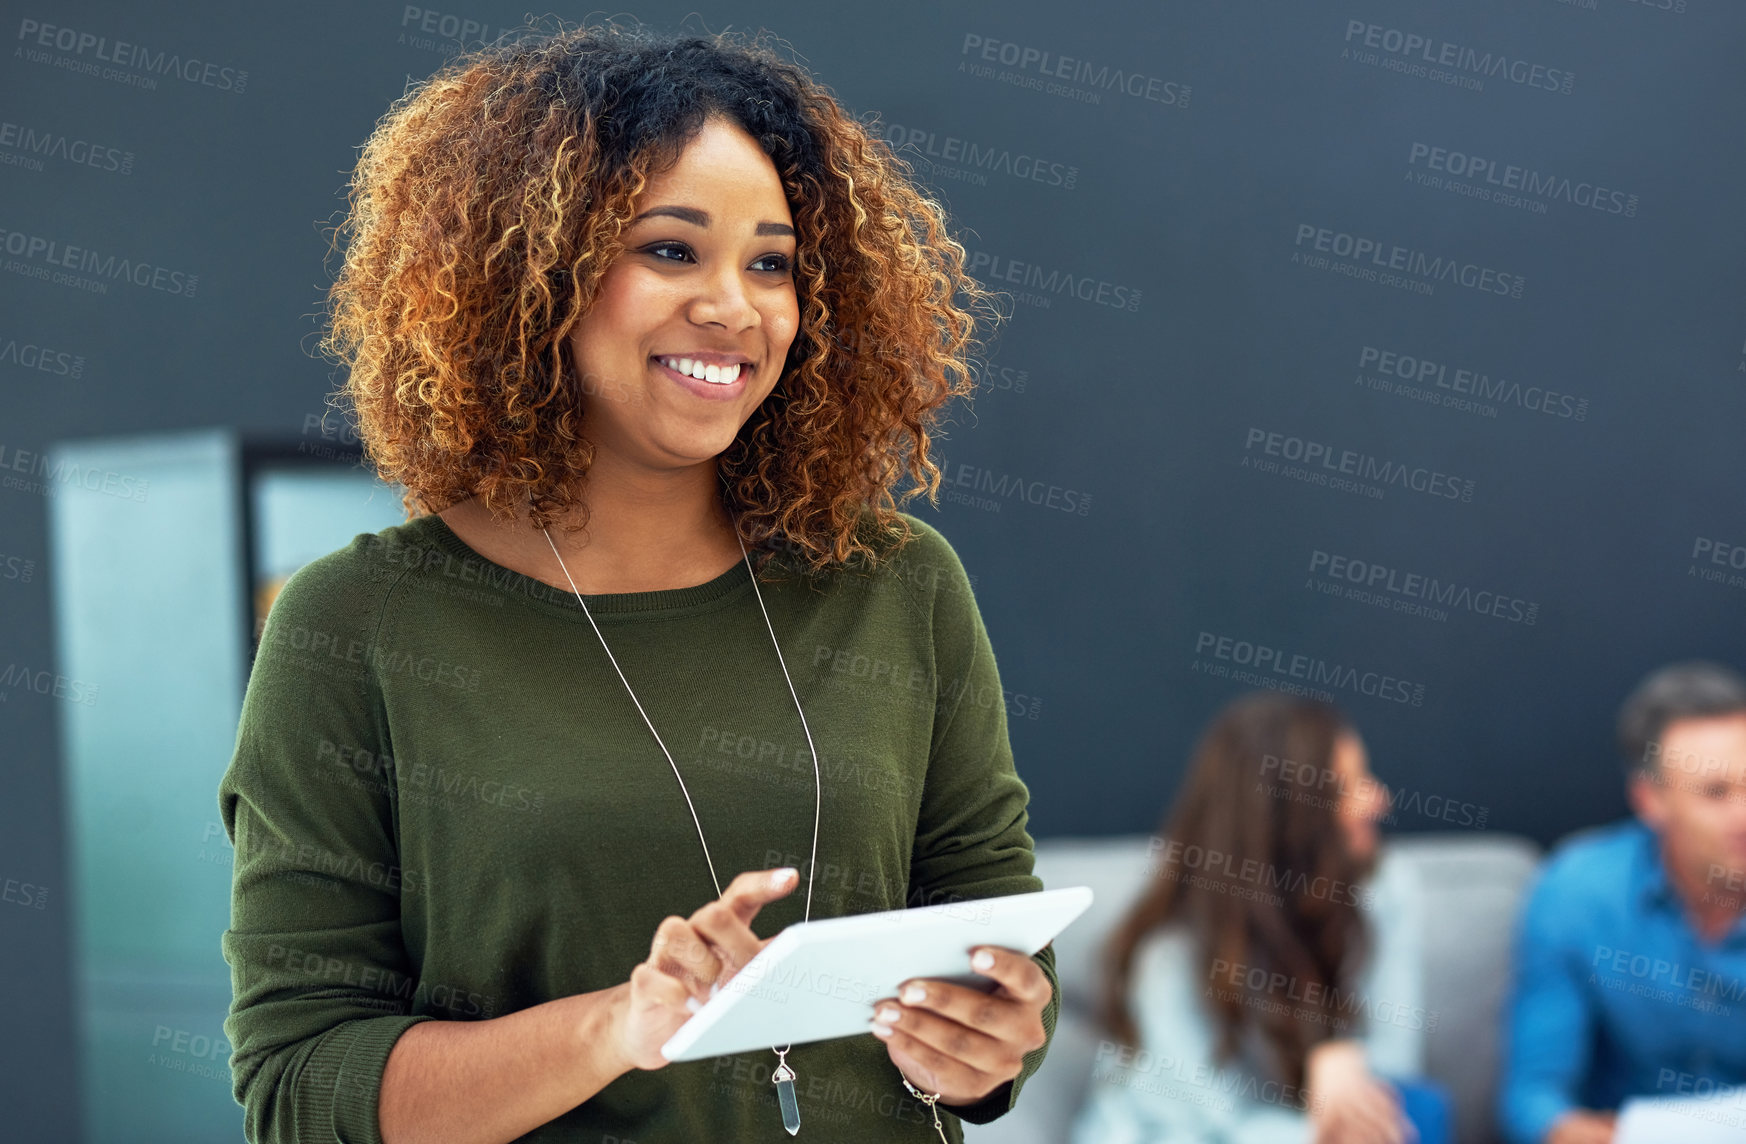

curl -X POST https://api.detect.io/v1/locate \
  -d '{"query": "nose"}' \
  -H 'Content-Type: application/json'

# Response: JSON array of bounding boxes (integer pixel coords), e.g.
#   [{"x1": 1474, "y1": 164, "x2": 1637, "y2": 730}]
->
[{"x1": 689, "y1": 261, "x2": 760, "y2": 331}]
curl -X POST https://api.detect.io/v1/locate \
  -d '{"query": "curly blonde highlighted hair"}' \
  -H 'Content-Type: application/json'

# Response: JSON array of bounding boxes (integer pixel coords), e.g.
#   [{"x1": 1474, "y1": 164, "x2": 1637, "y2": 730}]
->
[{"x1": 318, "y1": 18, "x2": 1003, "y2": 575}]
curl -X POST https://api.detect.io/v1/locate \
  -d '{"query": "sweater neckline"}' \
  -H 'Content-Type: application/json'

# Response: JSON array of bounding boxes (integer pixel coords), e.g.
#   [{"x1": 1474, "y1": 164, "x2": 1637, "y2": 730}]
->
[{"x1": 409, "y1": 511, "x2": 757, "y2": 619}]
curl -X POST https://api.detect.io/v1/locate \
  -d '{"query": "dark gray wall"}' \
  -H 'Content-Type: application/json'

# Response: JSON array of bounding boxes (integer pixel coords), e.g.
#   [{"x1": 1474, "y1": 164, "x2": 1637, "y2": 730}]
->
[{"x1": 3, "y1": 0, "x2": 1743, "y2": 1137}]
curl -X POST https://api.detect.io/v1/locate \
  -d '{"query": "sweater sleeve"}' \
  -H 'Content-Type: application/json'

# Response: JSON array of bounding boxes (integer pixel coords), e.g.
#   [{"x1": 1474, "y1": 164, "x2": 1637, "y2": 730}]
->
[
  {"x1": 217, "y1": 548, "x2": 434, "y2": 1144},
  {"x1": 897, "y1": 518, "x2": 1061, "y2": 1126}
]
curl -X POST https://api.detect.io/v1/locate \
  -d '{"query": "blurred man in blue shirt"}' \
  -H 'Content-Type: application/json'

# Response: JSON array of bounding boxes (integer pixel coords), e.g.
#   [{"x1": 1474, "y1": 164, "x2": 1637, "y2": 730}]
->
[{"x1": 1498, "y1": 661, "x2": 1746, "y2": 1144}]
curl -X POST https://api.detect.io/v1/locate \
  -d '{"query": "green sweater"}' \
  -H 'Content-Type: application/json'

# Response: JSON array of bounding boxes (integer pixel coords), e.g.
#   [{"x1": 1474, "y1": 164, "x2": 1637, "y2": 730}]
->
[{"x1": 217, "y1": 509, "x2": 1059, "y2": 1143}]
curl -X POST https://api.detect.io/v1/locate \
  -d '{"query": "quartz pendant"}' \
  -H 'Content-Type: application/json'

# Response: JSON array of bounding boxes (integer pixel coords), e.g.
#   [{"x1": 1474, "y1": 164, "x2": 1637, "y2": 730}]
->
[{"x1": 772, "y1": 1060, "x2": 801, "y2": 1135}]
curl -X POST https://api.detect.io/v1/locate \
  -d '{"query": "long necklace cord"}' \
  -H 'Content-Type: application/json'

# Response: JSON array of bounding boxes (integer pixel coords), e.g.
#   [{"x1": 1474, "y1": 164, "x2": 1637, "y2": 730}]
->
[
  {"x1": 736, "y1": 530, "x2": 825, "y2": 1067},
  {"x1": 542, "y1": 526, "x2": 732, "y2": 895},
  {"x1": 541, "y1": 522, "x2": 822, "y2": 1134}
]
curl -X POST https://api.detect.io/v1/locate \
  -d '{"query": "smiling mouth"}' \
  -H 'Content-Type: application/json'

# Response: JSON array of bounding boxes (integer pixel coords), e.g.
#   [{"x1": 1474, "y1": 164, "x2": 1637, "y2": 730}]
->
[{"x1": 652, "y1": 355, "x2": 749, "y2": 386}]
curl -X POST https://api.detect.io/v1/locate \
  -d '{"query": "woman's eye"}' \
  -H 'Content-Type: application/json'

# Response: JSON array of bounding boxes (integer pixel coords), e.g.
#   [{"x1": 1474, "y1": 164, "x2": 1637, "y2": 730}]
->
[
  {"x1": 647, "y1": 242, "x2": 693, "y2": 263},
  {"x1": 644, "y1": 243, "x2": 791, "y2": 274}
]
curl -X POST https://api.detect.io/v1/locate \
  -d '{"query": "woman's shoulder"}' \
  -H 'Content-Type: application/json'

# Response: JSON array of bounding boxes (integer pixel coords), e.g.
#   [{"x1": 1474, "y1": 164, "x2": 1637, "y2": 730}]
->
[
  {"x1": 1128, "y1": 921, "x2": 1203, "y2": 1000},
  {"x1": 863, "y1": 509, "x2": 978, "y2": 605},
  {"x1": 258, "y1": 515, "x2": 439, "y2": 641}
]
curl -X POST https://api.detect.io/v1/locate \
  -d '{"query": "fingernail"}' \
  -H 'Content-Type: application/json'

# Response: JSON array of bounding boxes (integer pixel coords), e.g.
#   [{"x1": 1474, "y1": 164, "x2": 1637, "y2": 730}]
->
[
  {"x1": 972, "y1": 949, "x2": 995, "y2": 971},
  {"x1": 709, "y1": 982, "x2": 720, "y2": 998},
  {"x1": 772, "y1": 868, "x2": 796, "y2": 889},
  {"x1": 684, "y1": 996, "x2": 701, "y2": 1014},
  {"x1": 875, "y1": 1006, "x2": 900, "y2": 1023},
  {"x1": 901, "y1": 984, "x2": 925, "y2": 1004},
  {"x1": 871, "y1": 1021, "x2": 893, "y2": 1038}
]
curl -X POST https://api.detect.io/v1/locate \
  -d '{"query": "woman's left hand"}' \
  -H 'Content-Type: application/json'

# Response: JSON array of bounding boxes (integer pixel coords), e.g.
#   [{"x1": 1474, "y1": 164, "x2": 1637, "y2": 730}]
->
[{"x1": 868, "y1": 945, "x2": 1052, "y2": 1107}]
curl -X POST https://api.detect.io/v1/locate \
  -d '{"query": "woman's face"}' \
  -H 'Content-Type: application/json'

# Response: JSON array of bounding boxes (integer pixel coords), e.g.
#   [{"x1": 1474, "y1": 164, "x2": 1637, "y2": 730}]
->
[
  {"x1": 565, "y1": 115, "x2": 800, "y2": 478},
  {"x1": 1332, "y1": 731, "x2": 1391, "y2": 863}
]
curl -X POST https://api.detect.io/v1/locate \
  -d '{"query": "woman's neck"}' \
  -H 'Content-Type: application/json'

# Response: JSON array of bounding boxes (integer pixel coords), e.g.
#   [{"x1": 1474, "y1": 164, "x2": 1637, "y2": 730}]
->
[{"x1": 438, "y1": 460, "x2": 744, "y2": 596}]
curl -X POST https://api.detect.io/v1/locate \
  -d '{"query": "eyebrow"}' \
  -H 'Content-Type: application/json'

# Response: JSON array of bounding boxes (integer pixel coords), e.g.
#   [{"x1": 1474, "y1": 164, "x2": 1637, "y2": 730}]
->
[{"x1": 629, "y1": 204, "x2": 794, "y2": 238}]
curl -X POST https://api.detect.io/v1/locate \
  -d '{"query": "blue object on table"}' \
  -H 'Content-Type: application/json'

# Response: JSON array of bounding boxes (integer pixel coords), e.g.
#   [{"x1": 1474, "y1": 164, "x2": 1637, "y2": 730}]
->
[{"x1": 1390, "y1": 1077, "x2": 1454, "y2": 1144}]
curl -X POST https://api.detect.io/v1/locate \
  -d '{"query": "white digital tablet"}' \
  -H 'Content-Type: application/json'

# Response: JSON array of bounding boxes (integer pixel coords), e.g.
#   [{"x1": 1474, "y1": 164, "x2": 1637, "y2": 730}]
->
[
  {"x1": 1616, "y1": 1095, "x2": 1746, "y2": 1144},
  {"x1": 660, "y1": 885, "x2": 1093, "y2": 1062}
]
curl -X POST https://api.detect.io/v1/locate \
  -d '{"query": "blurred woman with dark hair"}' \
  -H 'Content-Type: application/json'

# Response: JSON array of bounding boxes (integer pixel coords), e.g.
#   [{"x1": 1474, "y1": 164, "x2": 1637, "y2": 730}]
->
[{"x1": 1072, "y1": 691, "x2": 1446, "y2": 1144}]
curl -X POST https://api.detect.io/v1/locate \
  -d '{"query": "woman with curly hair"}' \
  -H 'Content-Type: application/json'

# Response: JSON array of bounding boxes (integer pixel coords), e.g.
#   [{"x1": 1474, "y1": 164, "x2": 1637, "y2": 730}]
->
[{"x1": 216, "y1": 18, "x2": 1057, "y2": 1144}]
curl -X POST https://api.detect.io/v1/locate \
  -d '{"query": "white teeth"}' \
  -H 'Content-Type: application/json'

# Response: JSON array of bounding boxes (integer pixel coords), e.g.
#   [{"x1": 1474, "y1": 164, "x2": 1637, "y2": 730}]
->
[{"x1": 659, "y1": 356, "x2": 742, "y2": 384}]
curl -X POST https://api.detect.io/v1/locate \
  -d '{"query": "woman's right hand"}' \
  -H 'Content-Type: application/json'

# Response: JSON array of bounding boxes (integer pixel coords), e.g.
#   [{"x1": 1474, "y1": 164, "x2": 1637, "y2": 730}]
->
[
  {"x1": 1306, "y1": 1040, "x2": 1413, "y2": 1144},
  {"x1": 610, "y1": 867, "x2": 800, "y2": 1071}
]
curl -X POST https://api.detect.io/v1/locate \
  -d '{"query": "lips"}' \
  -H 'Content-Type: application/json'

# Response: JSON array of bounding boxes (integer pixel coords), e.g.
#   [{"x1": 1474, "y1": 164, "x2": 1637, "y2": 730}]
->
[{"x1": 651, "y1": 355, "x2": 749, "y2": 399}]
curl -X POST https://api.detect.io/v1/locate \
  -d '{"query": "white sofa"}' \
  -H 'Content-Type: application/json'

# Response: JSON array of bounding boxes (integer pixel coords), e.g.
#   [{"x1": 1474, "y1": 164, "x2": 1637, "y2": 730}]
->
[{"x1": 967, "y1": 833, "x2": 1544, "y2": 1144}]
